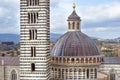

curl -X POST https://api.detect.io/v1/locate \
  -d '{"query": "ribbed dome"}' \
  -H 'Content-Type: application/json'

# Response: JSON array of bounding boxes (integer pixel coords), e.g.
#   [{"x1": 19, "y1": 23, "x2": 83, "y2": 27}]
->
[
  {"x1": 68, "y1": 10, "x2": 81, "y2": 21},
  {"x1": 51, "y1": 31, "x2": 101, "y2": 57}
]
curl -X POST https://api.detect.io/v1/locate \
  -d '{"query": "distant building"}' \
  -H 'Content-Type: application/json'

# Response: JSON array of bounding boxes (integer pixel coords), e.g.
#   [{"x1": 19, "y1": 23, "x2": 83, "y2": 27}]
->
[
  {"x1": 1, "y1": 42, "x2": 14, "y2": 45},
  {"x1": 100, "y1": 57, "x2": 120, "y2": 80},
  {"x1": 0, "y1": 57, "x2": 19, "y2": 80}
]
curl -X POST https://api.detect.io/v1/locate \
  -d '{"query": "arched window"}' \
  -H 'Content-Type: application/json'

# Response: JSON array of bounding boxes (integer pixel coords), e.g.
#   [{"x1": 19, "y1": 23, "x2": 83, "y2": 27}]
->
[
  {"x1": 28, "y1": 12, "x2": 38, "y2": 24},
  {"x1": 110, "y1": 69, "x2": 116, "y2": 80},
  {"x1": 11, "y1": 70, "x2": 17, "y2": 80},
  {"x1": 72, "y1": 22, "x2": 75, "y2": 29},
  {"x1": 27, "y1": 0, "x2": 39, "y2": 6},
  {"x1": 87, "y1": 69, "x2": 89, "y2": 79},
  {"x1": 110, "y1": 73, "x2": 116, "y2": 80},
  {"x1": 29, "y1": 29, "x2": 37, "y2": 40},
  {"x1": 31, "y1": 63, "x2": 35, "y2": 71},
  {"x1": 31, "y1": 47, "x2": 36, "y2": 57},
  {"x1": 71, "y1": 58, "x2": 74, "y2": 63},
  {"x1": 68, "y1": 22, "x2": 71, "y2": 29},
  {"x1": 77, "y1": 22, "x2": 79, "y2": 29}
]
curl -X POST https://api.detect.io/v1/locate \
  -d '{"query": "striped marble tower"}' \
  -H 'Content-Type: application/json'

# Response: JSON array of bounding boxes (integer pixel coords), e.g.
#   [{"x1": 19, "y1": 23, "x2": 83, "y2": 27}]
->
[{"x1": 20, "y1": 0, "x2": 50, "y2": 80}]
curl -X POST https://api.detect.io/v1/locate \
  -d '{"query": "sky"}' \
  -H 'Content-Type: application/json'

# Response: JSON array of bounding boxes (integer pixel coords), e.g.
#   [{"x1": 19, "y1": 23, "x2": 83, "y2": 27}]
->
[{"x1": 0, "y1": 0, "x2": 120, "y2": 39}]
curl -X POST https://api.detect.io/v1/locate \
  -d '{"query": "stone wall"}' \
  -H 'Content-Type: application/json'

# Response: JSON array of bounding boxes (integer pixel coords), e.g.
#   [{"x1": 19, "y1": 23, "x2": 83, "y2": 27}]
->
[
  {"x1": 100, "y1": 64, "x2": 120, "y2": 80},
  {"x1": 0, "y1": 66, "x2": 4, "y2": 80},
  {"x1": 0, "y1": 66, "x2": 19, "y2": 80}
]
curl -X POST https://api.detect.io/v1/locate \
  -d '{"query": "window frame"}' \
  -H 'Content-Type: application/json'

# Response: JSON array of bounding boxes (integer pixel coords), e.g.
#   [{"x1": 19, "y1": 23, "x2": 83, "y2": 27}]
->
[{"x1": 11, "y1": 70, "x2": 17, "y2": 80}]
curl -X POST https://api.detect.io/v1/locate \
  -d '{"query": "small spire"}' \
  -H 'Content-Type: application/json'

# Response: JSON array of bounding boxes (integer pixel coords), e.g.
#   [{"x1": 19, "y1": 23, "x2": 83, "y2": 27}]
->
[{"x1": 72, "y1": 3, "x2": 76, "y2": 10}]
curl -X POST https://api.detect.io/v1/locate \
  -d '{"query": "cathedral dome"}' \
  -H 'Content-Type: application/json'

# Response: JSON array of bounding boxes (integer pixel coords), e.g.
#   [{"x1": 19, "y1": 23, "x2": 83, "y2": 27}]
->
[
  {"x1": 51, "y1": 31, "x2": 101, "y2": 57},
  {"x1": 51, "y1": 4, "x2": 102, "y2": 57}
]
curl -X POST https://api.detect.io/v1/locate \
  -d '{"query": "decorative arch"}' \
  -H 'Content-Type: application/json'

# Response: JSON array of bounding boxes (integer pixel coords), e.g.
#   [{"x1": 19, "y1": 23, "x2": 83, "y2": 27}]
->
[{"x1": 11, "y1": 70, "x2": 17, "y2": 80}]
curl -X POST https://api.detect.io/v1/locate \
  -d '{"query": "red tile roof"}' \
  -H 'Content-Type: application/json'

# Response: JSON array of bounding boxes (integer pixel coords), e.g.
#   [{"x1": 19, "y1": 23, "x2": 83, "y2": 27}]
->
[{"x1": 0, "y1": 57, "x2": 19, "y2": 66}]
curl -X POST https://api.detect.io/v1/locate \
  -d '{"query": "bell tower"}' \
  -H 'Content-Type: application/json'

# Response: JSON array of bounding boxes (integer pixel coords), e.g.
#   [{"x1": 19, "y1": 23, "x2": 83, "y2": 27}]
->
[{"x1": 20, "y1": 0, "x2": 50, "y2": 80}]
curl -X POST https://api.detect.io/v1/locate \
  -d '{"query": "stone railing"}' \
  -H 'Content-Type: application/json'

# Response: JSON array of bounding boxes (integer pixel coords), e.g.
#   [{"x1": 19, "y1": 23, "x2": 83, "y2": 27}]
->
[{"x1": 51, "y1": 56, "x2": 103, "y2": 66}]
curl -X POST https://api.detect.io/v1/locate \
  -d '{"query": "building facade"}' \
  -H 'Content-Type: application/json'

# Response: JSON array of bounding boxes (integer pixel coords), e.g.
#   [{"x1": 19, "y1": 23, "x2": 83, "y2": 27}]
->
[
  {"x1": 100, "y1": 57, "x2": 120, "y2": 80},
  {"x1": 20, "y1": 0, "x2": 50, "y2": 80},
  {"x1": 1, "y1": 57, "x2": 120, "y2": 80}
]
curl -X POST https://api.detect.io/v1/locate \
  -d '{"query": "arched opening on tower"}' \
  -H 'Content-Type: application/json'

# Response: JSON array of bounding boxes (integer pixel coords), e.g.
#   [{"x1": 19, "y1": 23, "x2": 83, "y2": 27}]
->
[
  {"x1": 68, "y1": 22, "x2": 71, "y2": 29},
  {"x1": 31, "y1": 63, "x2": 35, "y2": 71},
  {"x1": 77, "y1": 22, "x2": 79, "y2": 29},
  {"x1": 72, "y1": 22, "x2": 75, "y2": 29}
]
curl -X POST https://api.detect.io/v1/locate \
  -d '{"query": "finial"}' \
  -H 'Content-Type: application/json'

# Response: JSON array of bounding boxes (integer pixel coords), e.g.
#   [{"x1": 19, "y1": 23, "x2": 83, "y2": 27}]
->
[{"x1": 72, "y1": 3, "x2": 76, "y2": 10}]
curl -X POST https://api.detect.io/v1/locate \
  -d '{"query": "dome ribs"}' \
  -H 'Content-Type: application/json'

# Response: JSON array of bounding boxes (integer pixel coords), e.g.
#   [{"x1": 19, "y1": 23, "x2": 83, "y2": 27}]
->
[{"x1": 51, "y1": 32, "x2": 101, "y2": 57}]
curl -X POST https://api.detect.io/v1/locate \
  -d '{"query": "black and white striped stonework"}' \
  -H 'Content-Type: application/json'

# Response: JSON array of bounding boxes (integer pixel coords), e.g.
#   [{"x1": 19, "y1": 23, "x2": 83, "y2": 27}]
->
[{"x1": 20, "y1": 0, "x2": 50, "y2": 80}]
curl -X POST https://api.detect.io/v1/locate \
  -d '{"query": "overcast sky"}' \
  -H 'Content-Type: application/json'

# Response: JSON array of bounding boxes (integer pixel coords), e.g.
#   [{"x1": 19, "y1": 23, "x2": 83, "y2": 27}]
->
[{"x1": 0, "y1": 0, "x2": 120, "y2": 39}]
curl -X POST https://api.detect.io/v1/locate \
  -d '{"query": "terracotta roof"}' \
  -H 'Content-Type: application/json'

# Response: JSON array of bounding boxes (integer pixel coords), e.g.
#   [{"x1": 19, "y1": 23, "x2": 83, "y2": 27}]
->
[
  {"x1": 103, "y1": 57, "x2": 120, "y2": 64},
  {"x1": 0, "y1": 57, "x2": 19, "y2": 66},
  {"x1": 68, "y1": 10, "x2": 80, "y2": 21},
  {"x1": 51, "y1": 31, "x2": 101, "y2": 57}
]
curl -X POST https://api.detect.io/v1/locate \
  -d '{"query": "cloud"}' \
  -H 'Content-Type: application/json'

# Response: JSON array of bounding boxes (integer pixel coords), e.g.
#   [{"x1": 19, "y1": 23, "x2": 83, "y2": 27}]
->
[
  {"x1": 82, "y1": 26, "x2": 120, "y2": 39},
  {"x1": 50, "y1": 1, "x2": 120, "y2": 39},
  {"x1": 0, "y1": 0, "x2": 19, "y2": 34},
  {"x1": 0, "y1": 7, "x2": 8, "y2": 17},
  {"x1": 80, "y1": 2, "x2": 120, "y2": 21},
  {"x1": 0, "y1": 0, "x2": 119, "y2": 39},
  {"x1": 94, "y1": 27, "x2": 109, "y2": 32}
]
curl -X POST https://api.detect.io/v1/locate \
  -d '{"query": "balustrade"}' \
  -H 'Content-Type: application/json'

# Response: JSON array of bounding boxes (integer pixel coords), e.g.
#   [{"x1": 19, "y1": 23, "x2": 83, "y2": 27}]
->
[{"x1": 51, "y1": 57, "x2": 103, "y2": 66}]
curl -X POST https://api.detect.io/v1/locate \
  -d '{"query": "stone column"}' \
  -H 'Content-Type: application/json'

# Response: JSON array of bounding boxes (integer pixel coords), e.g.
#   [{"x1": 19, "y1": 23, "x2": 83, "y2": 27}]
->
[
  {"x1": 64, "y1": 69, "x2": 66, "y2": 79},
  {"x1": 88, "y1": 68, "x2": 90, "y2": 79},
  {"x1": 83, "y1": 58, "x2": 85, "y2": 63},
  {"x1": 53, "y1": 68, "x2": 54, "y2": 79},
  {"x1": 66, "y1": 58, "x2": 67, "y2": 63},
  {"x1": 62, "y1": 58, "x2": 63, "y2": 64},
  {"x1": 68, "y1": 69, "x2": 69, "y2": 80},
  {"x1": 85, "y1": 69, "x2": 87, "y2": 79},
  {"x1": 60, "y1": 68, "x2": 62, "y2": 79},
  {"x1": 30, "y1": 13, "x2": 31, "y2": 23},
  {"x1": 35, "y1": 12, "x2": 37, "y2": 23},
  {"x1": 56, "y1": 68, "x2": 58, "y2": 79}
]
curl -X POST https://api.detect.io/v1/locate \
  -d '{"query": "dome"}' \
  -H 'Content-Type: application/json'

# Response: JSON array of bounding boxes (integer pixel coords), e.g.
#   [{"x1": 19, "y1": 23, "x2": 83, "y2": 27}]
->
[
  {"x1": 51, "y1": 31, "x2": 101, "y2": 57},
  {"x1": 67, "y1": 10, "x2": 81, "y2": 21}
]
